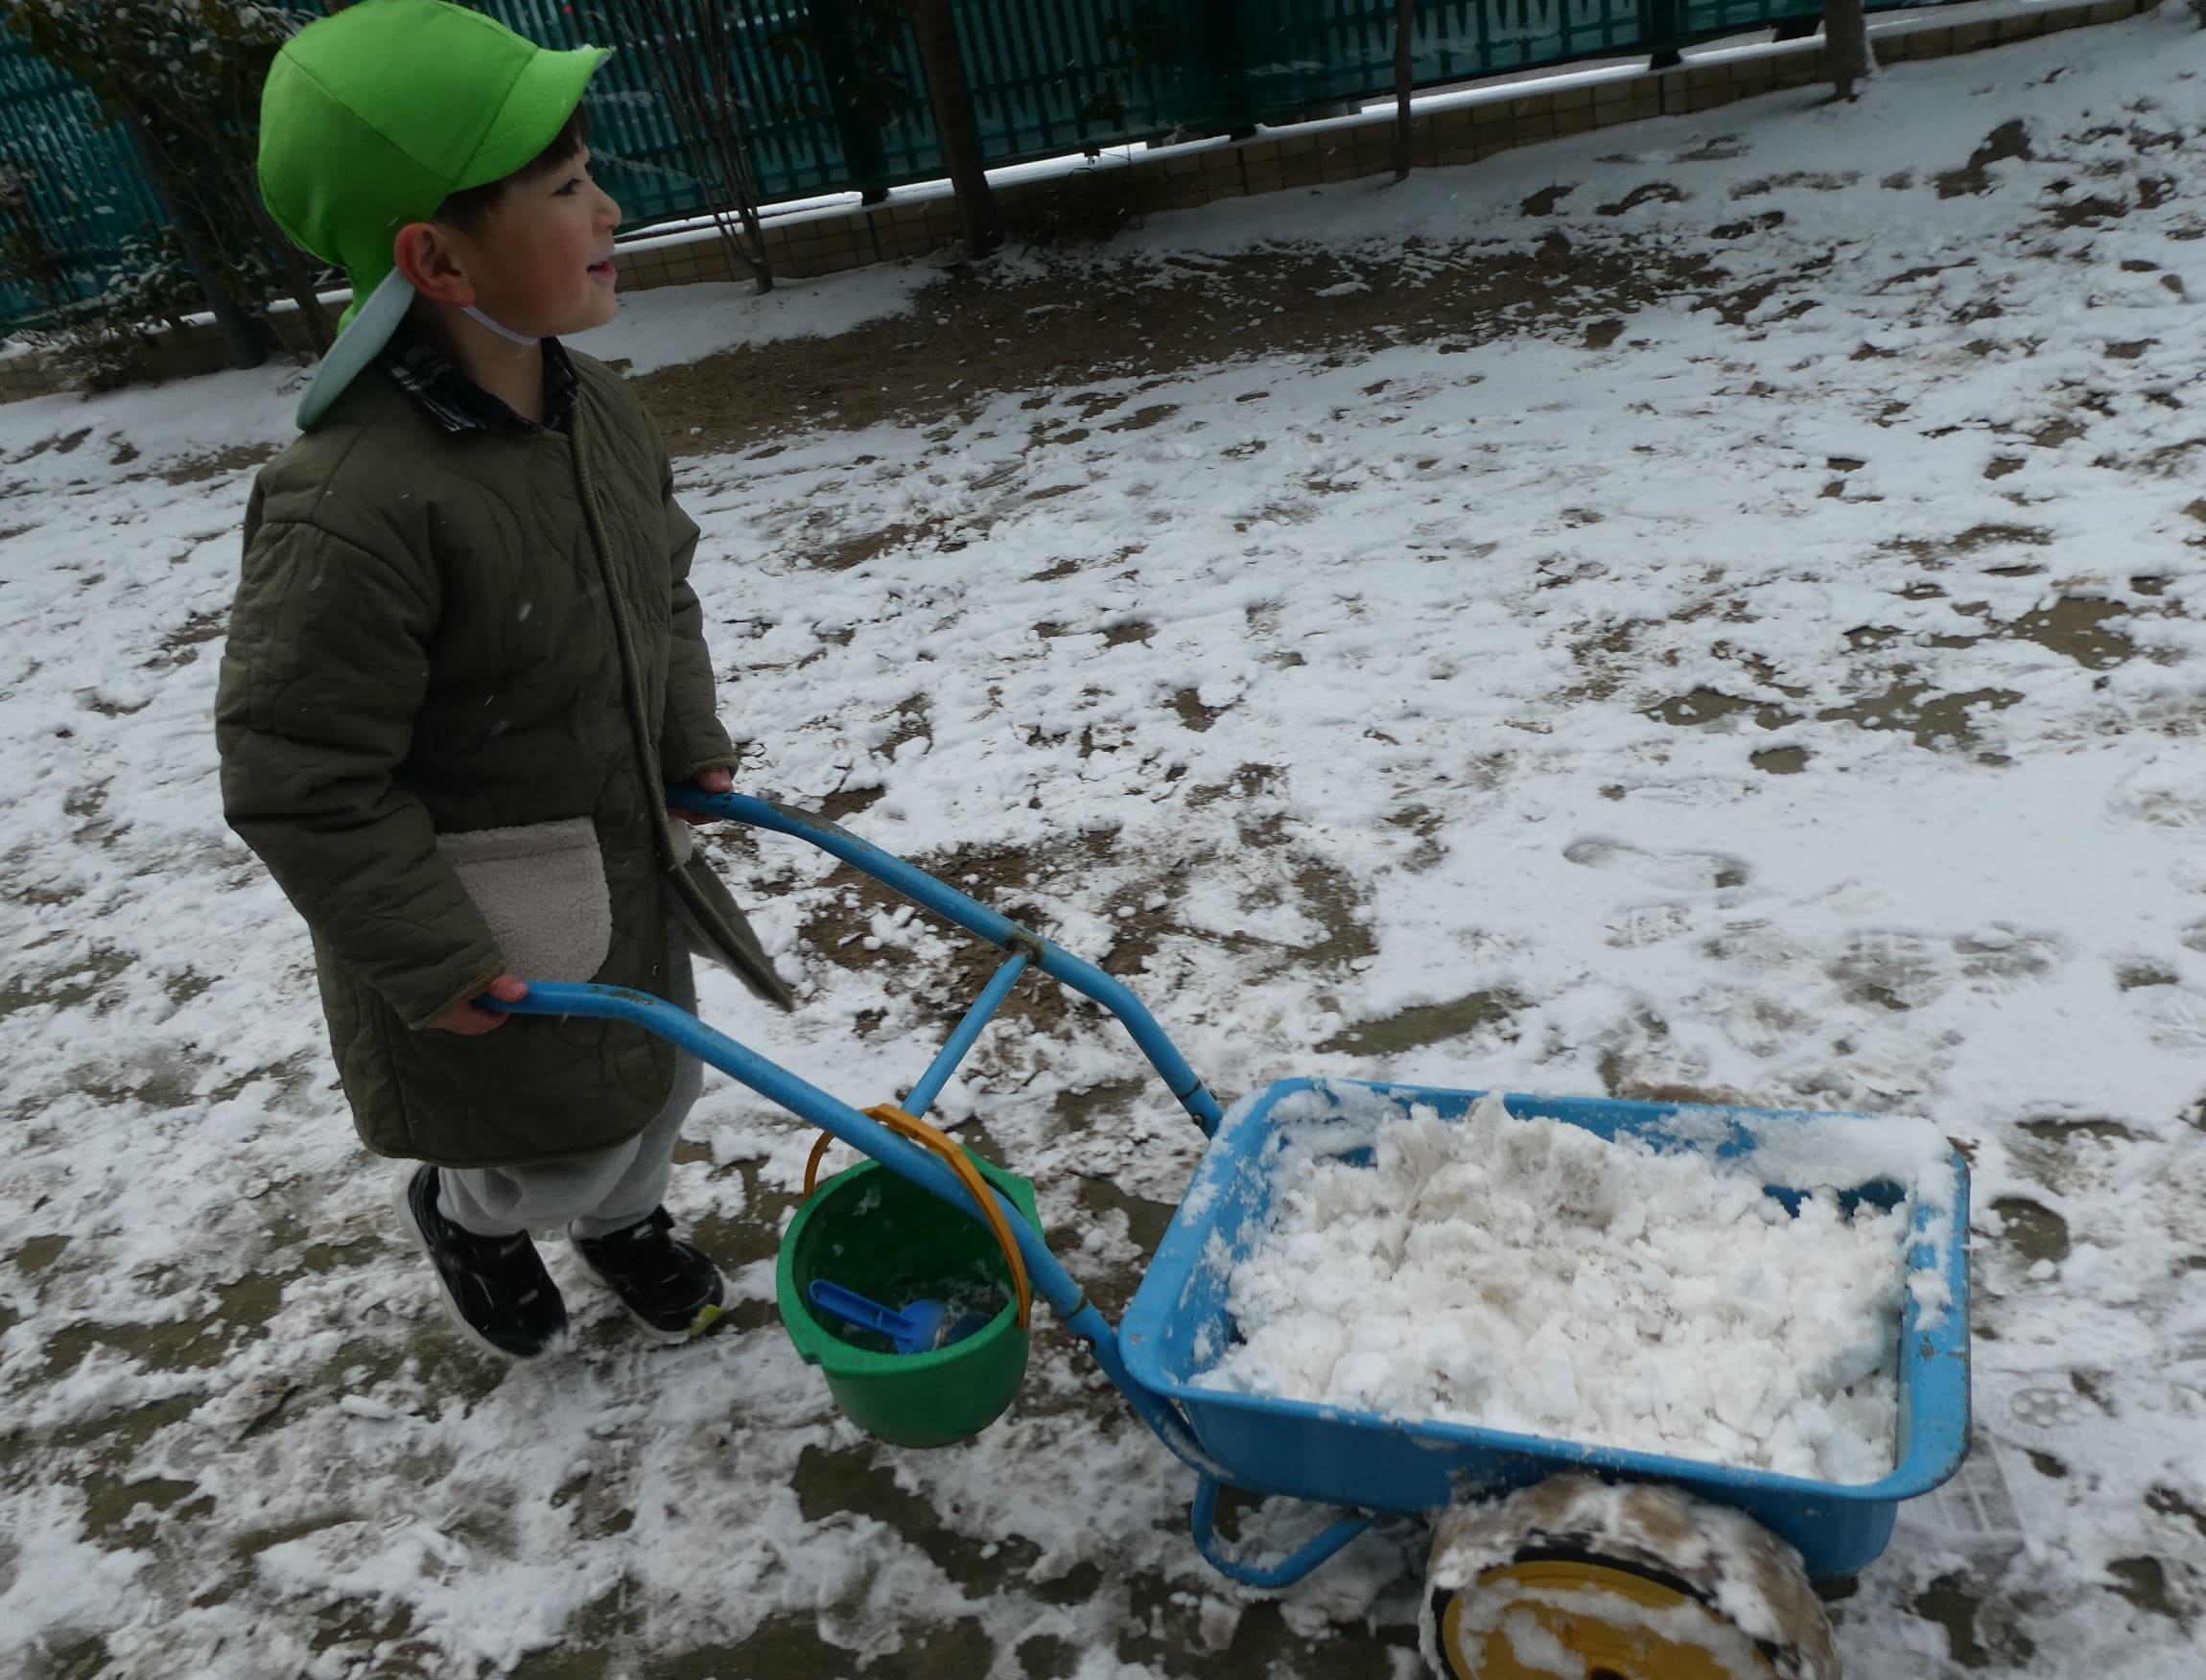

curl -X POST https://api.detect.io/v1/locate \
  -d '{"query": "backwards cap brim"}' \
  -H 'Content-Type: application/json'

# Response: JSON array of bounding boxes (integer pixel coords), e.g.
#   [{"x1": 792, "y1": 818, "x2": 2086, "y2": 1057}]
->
[{"x1": 294, "y1": 267, "x2": 416, "y2": 431}]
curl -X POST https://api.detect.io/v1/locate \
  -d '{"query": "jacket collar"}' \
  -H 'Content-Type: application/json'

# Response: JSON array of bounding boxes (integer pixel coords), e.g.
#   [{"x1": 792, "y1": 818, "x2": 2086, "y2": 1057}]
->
[{"x1": 381, "y1": 322, "x2": 578, "y2": 435}]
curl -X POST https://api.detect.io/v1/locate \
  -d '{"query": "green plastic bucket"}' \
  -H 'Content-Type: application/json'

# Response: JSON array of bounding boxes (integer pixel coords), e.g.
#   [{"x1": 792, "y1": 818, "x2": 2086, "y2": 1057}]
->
[{"x1": 776, "y1": 1153, "x2": 1040, "y2": 1448}]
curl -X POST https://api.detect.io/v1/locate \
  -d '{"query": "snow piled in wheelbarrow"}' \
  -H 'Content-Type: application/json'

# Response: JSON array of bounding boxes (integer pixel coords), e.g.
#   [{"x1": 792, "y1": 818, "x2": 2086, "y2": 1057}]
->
[{"x1": 1194, "y1": 1087, "x2": 1945, "y2": 1482}]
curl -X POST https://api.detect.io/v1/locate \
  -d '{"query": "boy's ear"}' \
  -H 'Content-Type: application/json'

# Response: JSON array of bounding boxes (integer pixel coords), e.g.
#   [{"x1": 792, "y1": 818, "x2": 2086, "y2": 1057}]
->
[{"x1": 393, "y1": 222, "x2": 477, "y2": 308}]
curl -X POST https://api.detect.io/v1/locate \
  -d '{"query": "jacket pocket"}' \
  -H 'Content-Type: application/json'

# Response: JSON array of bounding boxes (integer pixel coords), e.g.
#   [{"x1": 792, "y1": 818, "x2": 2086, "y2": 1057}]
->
[{"x1": 436, "y1": 817, "x2": 614, "y2": 984}]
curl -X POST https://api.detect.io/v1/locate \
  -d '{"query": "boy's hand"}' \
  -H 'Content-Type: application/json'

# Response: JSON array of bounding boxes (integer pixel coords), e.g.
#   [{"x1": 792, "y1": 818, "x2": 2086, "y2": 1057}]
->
[
  {"x1": 669, "y1": 765, "x2": 736, "y2": 826},
  {"x1": 431, "y1": 974, "x2": 529, "y2": 1035}
]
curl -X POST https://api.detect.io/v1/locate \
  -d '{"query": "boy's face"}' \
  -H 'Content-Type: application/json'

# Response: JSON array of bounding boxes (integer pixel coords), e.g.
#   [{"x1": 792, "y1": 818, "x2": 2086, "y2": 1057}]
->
[{"x1": 439, "y1": 150, "x2": 622, "y2": 338}]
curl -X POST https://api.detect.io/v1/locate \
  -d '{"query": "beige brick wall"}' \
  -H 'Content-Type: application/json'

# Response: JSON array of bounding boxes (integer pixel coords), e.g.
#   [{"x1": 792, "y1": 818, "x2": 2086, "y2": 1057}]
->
[
  {"x1": 0, "y1": 352, "x2": 60, "y2": 404},
  {"x1": 2, "y1": 0, "x2": 2158, "y2": 406}
]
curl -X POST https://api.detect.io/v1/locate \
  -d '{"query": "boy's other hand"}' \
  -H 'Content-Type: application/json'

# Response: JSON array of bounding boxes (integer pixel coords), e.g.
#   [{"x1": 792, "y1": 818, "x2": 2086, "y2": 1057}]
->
[
  {"x1": 669, "y1": 765, "x2": 736, "y2": 826},
  {"x1": 433, "y1": 974, "x2": 529, "y2": 1035}
]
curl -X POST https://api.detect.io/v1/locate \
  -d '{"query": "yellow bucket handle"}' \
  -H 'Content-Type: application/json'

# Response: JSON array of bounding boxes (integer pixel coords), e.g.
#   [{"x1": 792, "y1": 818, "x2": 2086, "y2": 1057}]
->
[{"x1": 803, "y1": 1105, "x2": 1034, "y2": 1331}]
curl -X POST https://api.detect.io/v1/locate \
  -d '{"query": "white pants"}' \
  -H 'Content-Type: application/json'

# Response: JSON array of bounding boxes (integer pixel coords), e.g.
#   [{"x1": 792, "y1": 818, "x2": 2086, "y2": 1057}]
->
[{"x1": 440, "y1": 935, "x2": 701, "y2": 1240}]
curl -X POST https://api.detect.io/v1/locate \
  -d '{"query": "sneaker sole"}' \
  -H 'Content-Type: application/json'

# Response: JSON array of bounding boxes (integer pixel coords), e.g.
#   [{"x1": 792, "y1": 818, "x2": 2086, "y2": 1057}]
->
[{"x1": 393, "y1": 1168, "x2": 566, "y2": 1363}]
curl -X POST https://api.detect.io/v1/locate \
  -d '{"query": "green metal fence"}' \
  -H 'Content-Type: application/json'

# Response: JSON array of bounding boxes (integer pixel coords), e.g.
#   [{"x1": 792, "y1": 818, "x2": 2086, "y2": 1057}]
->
[
  {"x1": 4, "y1": 0, "x2": 1924, "y2": 335},
  {"x1": 515, "y1": 0, "x2": 1859, "y2": 224},
  {"x1": 0, "y1": 35, "x2": 168, "y2": 334}
]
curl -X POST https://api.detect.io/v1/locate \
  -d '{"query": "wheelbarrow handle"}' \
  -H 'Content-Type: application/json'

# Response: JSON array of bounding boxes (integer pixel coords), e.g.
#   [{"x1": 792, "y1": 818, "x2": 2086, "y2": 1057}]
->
[
  {"x1": 493, "y1": 980, "x2": 1064, "y2": 1297},
  {"x1": 665, "y1": 785, "x2": 1225, "y2": 1136},
  {"x1": 488, "y1": 977, "x2": 1233, "y2": 1485}
]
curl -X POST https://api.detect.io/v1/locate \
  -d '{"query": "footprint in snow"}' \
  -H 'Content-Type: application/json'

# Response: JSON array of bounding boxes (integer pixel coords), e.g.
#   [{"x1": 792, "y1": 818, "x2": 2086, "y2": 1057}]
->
[
  {"x1": 1827, "y1": 930, "x2": 1947, "y2": 1013},
  {"x1": 1604, "y1": 903, "x2": 1695, "y2": 948},
  {"x1": 2138, "y1": 985, "x2": 2206, "y2": 1053},
  {"x1": 2000, "y1": 1381, "x2": 2098, "y2": 1435},
  {"x1": 1954, "y1": 928, "x2": 2068, "y2": 992},
  {"x1": 1826, "y1": 927, "x2": 2067, "y2": 1013},
  {"x1": 2109, "y1": 760, "x2": 2206, "y2": 834},
  {"x1": 1564, "y1": 836, "x2": 1750, "y2": 892},
  {"x1": 1698, "y1": 919, "x2": 1811, "y2": 974}
]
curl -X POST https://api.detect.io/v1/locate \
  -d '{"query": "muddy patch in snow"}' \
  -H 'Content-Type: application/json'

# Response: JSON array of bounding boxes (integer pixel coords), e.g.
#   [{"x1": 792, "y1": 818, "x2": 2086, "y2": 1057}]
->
[{"x1": 636, "y1": 237, "x2": 1727, "y2": 457}]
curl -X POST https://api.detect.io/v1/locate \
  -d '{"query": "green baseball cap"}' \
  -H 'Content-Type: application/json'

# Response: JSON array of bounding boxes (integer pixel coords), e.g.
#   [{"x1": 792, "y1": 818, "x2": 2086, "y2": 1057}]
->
[{"x1": 258, "y1": 0, "x2": 610, "y2": 430}]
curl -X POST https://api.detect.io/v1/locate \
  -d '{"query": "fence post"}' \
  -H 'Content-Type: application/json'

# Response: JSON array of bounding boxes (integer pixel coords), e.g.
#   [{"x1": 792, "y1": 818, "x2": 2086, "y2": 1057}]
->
[
  {"x1": 1193, "y1": 0, "x2": 1255, "y2": 138},
  {"x1": 1645, "y1": 0, "x2": 1685, "y2": 69},
  {"x1": 1393, "y1": 0, "x2": 1414, "y2": 180}
]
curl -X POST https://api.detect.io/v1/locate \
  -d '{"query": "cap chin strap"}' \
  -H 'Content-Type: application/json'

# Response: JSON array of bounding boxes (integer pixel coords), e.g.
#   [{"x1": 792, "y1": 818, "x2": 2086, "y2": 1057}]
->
[
  {"x1": 293, "y1": 274, "x2": 542, "y2": 432},
  {"x1": 462, "y1": 303, "x2": 540, "y2": 347}
]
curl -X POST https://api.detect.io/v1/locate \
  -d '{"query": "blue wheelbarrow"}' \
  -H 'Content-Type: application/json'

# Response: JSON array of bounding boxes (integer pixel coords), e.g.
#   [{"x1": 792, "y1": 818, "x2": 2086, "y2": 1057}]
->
[{"x1": 499, "y1": 789, "x2": 1971, "y2": 1680}]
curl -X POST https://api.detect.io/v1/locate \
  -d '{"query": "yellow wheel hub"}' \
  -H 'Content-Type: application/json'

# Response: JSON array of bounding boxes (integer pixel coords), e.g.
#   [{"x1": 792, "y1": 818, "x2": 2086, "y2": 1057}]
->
[{"x1": 1437, "y1": 1558, "x2": 1779, "y2": 1680}]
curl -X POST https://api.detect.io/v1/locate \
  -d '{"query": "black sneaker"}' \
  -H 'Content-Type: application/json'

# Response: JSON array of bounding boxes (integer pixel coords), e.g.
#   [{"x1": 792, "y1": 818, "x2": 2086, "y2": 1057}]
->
[
  {"x1": 573, "y1": 1207, "x2": 726, "y2": 1342},
  {"x1": 395, "y1": 1165, "x2": 568, "y2": 1360}
]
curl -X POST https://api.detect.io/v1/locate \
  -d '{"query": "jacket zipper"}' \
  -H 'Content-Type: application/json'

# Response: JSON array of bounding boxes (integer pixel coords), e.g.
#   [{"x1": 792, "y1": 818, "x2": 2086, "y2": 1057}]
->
[{"x1": 568, "y1": 408, "x2": 733, "y2": 948}]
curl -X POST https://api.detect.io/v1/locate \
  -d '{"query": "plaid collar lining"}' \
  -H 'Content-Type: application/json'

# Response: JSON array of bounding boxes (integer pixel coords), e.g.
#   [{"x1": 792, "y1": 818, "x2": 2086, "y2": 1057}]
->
[{"x1": 382, "y1": 328, "x2": 579, "y2": 435}]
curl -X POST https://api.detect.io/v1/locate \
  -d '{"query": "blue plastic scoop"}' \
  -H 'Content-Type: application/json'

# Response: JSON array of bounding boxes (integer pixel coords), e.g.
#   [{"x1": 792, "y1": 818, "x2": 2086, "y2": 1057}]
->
[{"x1": 808, "y1": 1279, "x2": 989, "y2": 1355}]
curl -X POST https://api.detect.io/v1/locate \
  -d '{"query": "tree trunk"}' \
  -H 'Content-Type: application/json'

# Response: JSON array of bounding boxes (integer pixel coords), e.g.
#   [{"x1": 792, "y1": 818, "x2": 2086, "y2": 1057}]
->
[
  {"x1": 619, "y1": 0, "x2": 773, "y2": 291},
  {"x1": 243, "y1": 195, "x2": 333, "y2": 354},
  {"x1": 1824, "y1": 0, "x2": 1872, "y2": 101},
  {"x1": 905, "y1": 0, "x2": 1000, "y2": 259},
  {"x1": 123, "y1": 109, "x2": 266, "y2": 369},
  {"x1": 1393, "y1": 0, "x2": 1414, "y2": 182},
  {"x1": 683, "y1": 0, "x2": 774, "y2": 293},
  {"x1": 276, "y1": 245, "x2": 335, "y2": 355}
]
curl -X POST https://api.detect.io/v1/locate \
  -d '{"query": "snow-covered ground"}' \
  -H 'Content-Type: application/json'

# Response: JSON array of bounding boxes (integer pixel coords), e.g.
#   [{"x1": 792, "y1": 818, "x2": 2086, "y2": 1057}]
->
[{"x1": 4, "y1": 10, "x2": 2205, "y2": 1676}]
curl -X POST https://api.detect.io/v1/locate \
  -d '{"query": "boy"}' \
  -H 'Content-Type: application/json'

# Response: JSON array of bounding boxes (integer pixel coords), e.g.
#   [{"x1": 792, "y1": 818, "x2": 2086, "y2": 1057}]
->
[{"x1": 217, "y1": 0, "x2": 791, "y2": 1361}]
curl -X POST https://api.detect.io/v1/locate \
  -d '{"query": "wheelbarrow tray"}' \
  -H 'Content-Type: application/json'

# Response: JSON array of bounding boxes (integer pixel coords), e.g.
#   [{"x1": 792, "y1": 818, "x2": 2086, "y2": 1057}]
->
[{"x1": 1120, "y1": 1078, "x2": 1971, "y2": 1580}]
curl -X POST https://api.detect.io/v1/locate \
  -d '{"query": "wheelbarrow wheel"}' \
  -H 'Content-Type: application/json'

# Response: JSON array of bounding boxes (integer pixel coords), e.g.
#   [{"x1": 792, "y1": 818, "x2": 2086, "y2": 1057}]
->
[{"x1": 1420, "y1": 1476, "x2": 1841, "y2": 1680}]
